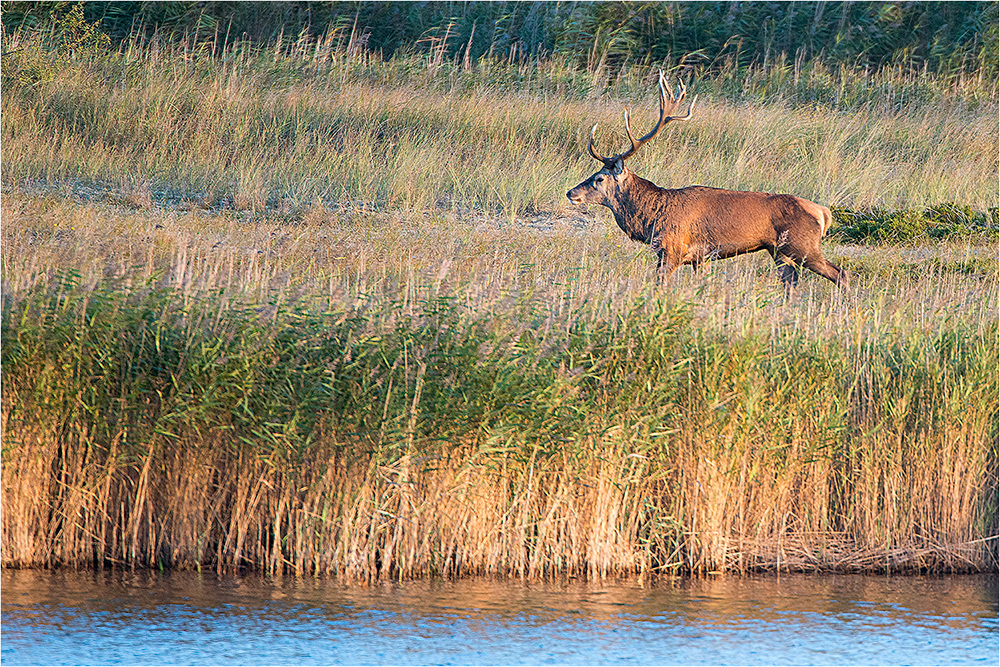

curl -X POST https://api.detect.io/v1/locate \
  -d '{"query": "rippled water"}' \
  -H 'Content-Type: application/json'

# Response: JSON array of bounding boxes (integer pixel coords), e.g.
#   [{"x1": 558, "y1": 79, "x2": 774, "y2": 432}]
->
[{"x1": 1, "y1": 569, "x2": 996, "y2": 665}]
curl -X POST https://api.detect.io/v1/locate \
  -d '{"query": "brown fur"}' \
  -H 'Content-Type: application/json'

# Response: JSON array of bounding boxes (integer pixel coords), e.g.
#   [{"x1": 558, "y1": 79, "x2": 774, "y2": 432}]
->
[{"x1": 567, "y1": 161, "x2": 848, "y2": 290}]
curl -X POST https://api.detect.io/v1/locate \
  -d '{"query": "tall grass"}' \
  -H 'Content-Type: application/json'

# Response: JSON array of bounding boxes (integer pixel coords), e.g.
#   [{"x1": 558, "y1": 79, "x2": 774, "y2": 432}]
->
[
  {"x1": 2, "y1": 279, "x2": 996, "y2": 578},
  {"x1": 2, "y1": 25, "x2": 997, "y2": 217}
]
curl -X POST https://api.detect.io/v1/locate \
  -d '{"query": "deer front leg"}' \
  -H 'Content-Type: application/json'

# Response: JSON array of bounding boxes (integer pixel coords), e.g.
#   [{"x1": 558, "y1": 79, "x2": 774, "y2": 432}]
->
[
  {"x1": 775, "y1": 254, "x2": 799, "y2": 284},
  {"x1": 656, "y1": 246, "x2": 682, "y2": 285}
]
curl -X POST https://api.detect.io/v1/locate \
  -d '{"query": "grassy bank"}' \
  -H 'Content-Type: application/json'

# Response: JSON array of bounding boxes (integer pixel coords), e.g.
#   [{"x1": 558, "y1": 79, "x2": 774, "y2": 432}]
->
[{"x1": 1, "y1": 27, "x2": 998, "y2": 578}]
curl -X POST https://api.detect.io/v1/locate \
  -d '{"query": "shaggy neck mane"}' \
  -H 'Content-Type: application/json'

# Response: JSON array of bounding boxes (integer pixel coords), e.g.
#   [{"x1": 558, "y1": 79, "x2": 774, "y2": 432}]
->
[{"x1": 606, "y1": 171, "x2": 670, "y2": 244}]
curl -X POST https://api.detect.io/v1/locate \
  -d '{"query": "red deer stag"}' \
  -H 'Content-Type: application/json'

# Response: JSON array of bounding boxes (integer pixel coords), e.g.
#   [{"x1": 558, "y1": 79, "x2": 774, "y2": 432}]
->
[{"x1": 566, "y1": 72, "x2": 847, "y2": 292}]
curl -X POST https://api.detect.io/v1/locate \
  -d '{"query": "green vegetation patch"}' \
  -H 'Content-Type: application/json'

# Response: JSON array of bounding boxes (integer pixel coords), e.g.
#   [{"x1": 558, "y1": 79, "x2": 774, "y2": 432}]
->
[
  {"x1": 831, "y1": 203, "x2": 999, "y2": 244},
  {"x1": 4, "y1": 1, "x2": 997, "y2": 82}
]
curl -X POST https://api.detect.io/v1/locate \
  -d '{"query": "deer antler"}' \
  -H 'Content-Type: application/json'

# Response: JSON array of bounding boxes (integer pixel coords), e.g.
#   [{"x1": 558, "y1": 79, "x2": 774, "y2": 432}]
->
[{"x1": 588, "y1": 71, "x2": 696, "y2": 167}]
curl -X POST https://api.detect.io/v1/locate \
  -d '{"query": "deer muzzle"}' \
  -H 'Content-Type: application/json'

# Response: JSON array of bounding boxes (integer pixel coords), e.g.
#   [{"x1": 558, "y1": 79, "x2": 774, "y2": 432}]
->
[{"x1": 566, "y1": 185, "x2": 587, "y2": 204}]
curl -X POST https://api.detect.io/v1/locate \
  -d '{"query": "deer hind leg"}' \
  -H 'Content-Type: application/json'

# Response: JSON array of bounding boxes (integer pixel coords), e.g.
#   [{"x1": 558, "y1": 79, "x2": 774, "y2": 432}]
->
[{"x1": 803, "y1": 256, "x2": 849, "y2": 288}]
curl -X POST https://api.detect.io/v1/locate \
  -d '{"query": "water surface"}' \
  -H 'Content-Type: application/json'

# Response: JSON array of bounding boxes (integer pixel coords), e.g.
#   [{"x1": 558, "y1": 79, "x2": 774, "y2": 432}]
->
[{"x1": 2, "y1": 569, "x2": 996, "y2": 665}]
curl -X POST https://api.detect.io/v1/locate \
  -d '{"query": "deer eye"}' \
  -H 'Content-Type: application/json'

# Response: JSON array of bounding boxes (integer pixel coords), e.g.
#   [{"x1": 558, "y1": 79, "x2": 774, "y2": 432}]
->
[{"x1": 594, "y1": 176, "x2": 604, "y2": 184}]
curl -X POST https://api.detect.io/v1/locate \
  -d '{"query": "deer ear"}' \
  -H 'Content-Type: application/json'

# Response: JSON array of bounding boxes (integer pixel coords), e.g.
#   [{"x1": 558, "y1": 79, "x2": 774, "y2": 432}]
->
[{"x1": 609, "y1": 159, "x2": 625, "y2": 175}]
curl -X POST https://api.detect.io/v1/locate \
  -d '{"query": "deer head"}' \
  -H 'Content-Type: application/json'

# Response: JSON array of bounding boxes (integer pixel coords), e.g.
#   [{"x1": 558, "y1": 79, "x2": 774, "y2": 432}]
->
[{"x1": 566, "y1": 71, "x2": 695, "y2": 207}]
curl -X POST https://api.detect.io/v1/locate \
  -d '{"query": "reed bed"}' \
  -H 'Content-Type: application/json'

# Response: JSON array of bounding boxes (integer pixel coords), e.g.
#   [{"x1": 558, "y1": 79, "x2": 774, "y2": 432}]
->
[{"x1": 1, "y1": 30, "x2": 997, "y2": 579}]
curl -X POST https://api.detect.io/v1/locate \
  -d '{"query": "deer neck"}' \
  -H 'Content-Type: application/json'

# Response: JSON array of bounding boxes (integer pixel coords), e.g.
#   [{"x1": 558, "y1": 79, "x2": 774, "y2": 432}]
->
[{"x1": 604, "y1": 171, "x2": 662, "y2": 244}]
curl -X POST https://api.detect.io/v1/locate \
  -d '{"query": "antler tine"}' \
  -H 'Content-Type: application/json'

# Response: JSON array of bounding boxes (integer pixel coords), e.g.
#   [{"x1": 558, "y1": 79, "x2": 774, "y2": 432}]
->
[
  {"x1": 668, "y1": 77, "x2": 686, "y2": 104},
  {"x1": 587, "y1": 123, "x2": 608, "y2": 163},
  {"x1": 673, "y1": 94, "x2": 697, "y2": 121},
  {"x1": 664, "y1": 72, "x2": 697, "y2": 121}
]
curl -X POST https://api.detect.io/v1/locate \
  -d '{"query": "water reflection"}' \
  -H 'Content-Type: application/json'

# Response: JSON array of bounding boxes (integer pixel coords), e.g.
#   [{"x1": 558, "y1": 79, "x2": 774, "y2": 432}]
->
[{"x1": 2, "y1": 569, "x2": 996, "y2": 665}]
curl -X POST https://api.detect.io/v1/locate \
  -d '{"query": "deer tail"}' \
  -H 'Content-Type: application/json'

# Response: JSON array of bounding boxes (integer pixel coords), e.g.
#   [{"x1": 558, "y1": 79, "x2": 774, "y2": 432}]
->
[{"x1": 819, "y1": 206, "x2": 833, "y2": 237}]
